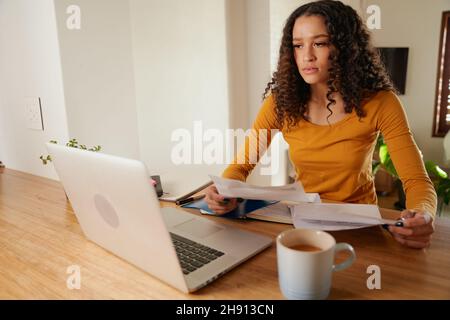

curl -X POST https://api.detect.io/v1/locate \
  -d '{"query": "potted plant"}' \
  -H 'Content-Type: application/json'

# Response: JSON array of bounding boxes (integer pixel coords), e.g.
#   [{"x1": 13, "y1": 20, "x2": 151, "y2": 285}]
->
[
  {"x1": 425, "y1": 160, "x2": 450, "y2": 216},
  {"x1": 373, "y1": 135, "x2": 450, "y2": 216},
  {"x1": 40, "y1": 139, "x2": 102, "y2": 200},
  {"x1": 40, "y1": 138, "x2": 101, "y2": 165}
]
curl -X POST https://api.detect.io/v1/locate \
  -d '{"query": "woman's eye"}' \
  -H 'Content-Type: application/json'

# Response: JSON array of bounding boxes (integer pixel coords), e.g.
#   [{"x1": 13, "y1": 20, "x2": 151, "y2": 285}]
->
[
  {"x1": 293, "y1": 44, "x2": 303, "y2": 49},
  {"x1": 314, "y1": 42, "x2": 328, "y2": 47}
]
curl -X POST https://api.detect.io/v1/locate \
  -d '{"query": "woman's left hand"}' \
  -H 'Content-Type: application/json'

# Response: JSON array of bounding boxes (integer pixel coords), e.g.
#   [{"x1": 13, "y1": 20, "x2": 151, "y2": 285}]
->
[{"x1": 388, "y1": 209, "x2": 434, "y2": 249}]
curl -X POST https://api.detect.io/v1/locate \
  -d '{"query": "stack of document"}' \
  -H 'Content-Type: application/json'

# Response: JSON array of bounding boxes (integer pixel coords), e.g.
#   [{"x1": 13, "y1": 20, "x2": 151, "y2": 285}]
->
[
  {"x1": 207, "y1": 176, "x2": 397, "y2": 230},
  {"x1": 243, "y1": 202, "x2": 397, "y2": 230},
  {"x1": 291, "y1": 202, "x2": 397, "y2": 231}
]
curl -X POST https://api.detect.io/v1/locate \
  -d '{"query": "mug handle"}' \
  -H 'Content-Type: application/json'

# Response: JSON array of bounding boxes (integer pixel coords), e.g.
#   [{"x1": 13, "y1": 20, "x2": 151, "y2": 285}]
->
[{"x1": 333, "y1": 243, "x2": 356, "y2": 272}]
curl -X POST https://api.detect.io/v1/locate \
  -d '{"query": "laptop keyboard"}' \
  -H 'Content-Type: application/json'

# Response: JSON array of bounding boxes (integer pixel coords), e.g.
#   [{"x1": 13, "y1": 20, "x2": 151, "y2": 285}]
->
[{"x1": 170, "y1": 233, "x2": 225, "y2": 275}]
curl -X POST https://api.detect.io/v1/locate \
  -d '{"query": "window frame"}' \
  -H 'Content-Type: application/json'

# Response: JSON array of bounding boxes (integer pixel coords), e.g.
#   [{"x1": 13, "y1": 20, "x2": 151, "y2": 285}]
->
[{"x1": 433, "y1": 11, "x2": 450, "y2": 137}]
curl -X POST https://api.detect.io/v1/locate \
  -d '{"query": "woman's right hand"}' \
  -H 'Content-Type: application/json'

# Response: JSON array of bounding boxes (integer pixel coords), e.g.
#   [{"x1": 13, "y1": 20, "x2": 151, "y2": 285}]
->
[{"x1": 204, "y1": 184, "x2": 238, "y2": 215}]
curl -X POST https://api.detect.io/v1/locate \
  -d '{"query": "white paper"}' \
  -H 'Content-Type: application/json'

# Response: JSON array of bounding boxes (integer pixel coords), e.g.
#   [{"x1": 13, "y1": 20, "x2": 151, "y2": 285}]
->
[
  {"x1": 292, "y1": 202, "x2": 396, "y2": 231},
  {"x1": 210, "y1": 175, "x2": 321, "y2": 203}
]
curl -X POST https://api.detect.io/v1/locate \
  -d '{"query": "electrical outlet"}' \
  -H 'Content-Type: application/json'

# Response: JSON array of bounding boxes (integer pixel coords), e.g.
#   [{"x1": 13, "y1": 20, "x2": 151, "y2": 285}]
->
[{"x1": 25, "y1": 97, "x2": 44, "y2": 130}]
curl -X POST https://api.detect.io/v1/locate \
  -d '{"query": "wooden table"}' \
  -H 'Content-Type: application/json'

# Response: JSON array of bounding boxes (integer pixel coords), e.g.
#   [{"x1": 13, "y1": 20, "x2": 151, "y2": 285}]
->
[{"x1": 1, "y1": 168, "x2": 449, "y2": 299}]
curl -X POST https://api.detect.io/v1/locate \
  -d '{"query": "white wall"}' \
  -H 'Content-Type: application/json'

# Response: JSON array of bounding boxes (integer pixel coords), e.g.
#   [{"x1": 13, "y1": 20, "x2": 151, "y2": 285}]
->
[
  {"x1": 0, "y1": 0, "x2": 69, "y2": 179},
  {"x1": 242, "y1": 0, "x2": 272, "y2": 185},
  {"x1": 1, "y1": 0, "x2": 234, "y2": 188},
  {"x1": 128, "y1": 0, "x2": 229, "y2": 185},
  {"x1": 53, "y1": 0, "x2": 140, "y2": 160},
  {"x1": 365, "y1": 0, "x2": 450, "y2": 165},
  {"x1": 225, "y1": 0, "x2": 250, "y2": 131},
  {"x1": 50, "y1": 0, "x2": 232, "y2": 187}
]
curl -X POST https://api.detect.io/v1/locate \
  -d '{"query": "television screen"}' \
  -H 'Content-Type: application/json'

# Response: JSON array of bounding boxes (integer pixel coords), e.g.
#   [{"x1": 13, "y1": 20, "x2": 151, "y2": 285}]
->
[{"x1": 377, "y1": 47, "x2": 409, "y2": 95}]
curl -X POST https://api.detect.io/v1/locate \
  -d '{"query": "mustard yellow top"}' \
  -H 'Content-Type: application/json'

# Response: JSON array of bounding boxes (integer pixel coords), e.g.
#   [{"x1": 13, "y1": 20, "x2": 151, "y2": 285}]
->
[{"x1": 222, "y1": 91, "x2": 437, "y2": 216}]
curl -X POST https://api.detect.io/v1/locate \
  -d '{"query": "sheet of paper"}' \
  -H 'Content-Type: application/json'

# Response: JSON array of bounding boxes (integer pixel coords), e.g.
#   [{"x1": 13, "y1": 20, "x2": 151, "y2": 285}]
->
[
  {"x1": 210, "y1": 175, "x2": 321, "y2": 203},
  {"x1": 291, "y1": 202, "x2": 396, "y2": 231}
]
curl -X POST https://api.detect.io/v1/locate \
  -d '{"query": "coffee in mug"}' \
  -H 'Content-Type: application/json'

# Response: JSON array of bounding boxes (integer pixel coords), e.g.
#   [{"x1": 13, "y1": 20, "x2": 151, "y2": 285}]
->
[
  {"x1": 288, "y1": 244, "x2": 322, "y2": 252},
  {"x1": 277, "y1": 228, "x2": 356, "y2": 300}
]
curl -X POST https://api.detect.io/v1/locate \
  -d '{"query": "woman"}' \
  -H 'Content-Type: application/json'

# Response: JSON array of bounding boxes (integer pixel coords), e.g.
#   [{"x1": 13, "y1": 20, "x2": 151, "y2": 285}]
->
[{"x1": 205, "y1": 0, "x2": 436, "y2": 249}]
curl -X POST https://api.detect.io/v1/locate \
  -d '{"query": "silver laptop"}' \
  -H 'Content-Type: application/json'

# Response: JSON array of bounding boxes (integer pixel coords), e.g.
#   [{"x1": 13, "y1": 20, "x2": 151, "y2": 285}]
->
[{"x1": 46, "y1": 143, "x2": 272, "y2": 293}]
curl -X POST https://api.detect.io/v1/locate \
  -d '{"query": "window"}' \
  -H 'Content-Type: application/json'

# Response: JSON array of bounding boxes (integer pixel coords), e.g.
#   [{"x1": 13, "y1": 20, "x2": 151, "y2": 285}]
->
[{"x1": 433, "y1": 11, "x2": 450, "y2": 137}]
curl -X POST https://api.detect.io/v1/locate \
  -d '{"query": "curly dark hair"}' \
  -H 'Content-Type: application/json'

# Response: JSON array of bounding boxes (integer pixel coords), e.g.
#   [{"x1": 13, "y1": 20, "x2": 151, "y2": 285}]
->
[{"x1": 264, "y1": 0, "x2": 394, "y2": 129}]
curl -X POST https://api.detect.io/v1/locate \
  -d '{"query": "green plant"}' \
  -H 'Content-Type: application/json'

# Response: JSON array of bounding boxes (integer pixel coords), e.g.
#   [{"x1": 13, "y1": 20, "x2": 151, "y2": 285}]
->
[
  {"x1": 40, "y1": 138, "x2": 101, "y2": 165},
  {"x1": 425, "y1": 160, "x2": 450, "y2": 216},
  {"x1": 373, "y1": 135, "x2": 450, "y2": 216}
]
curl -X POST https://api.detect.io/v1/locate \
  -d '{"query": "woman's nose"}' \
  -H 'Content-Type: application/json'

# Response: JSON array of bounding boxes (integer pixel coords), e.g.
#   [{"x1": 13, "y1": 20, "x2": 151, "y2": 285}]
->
[{"x1": 303, "y1": 47, "x2": 315, "y2": 62}]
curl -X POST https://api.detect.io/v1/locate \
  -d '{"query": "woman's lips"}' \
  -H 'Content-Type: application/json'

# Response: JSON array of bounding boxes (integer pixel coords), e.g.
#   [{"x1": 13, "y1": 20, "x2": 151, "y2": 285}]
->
[{"x1": 302, "y1": 67, "x2": 319, "y2": 74}]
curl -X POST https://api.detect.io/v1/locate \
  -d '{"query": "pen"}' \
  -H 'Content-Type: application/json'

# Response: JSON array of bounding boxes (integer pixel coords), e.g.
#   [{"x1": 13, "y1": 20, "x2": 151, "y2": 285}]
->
[
  {"x1": 176, "y1": 194, "x2": 205, "y2": 206},
  {"x1": 382, "y1": 211, "x2": 419, "y2": 230},
  {"x1": 382, "y1": 218, "x2": 405, "y2": 230}
]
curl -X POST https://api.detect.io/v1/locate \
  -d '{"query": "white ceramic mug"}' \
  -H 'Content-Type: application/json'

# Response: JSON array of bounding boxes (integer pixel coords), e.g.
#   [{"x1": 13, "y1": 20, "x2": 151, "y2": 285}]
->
[{"x1": 276, "y1": 228, "x2": 356, "y2": 300}]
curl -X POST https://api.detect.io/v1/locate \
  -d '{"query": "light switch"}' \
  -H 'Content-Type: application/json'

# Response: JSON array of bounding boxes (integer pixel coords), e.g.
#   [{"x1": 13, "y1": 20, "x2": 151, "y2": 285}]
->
[{"x1": 25, "y1": 97, "x2": 44, "y2": 131}]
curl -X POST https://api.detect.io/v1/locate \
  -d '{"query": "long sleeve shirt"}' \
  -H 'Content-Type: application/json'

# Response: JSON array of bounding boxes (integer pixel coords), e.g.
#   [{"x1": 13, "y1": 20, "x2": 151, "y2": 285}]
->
[{"x1": 222, "y1": 91, "x2": 437, "y2": 217}]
